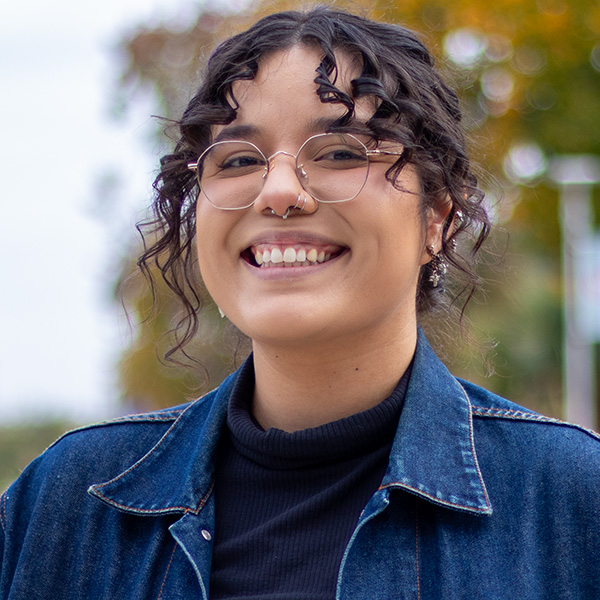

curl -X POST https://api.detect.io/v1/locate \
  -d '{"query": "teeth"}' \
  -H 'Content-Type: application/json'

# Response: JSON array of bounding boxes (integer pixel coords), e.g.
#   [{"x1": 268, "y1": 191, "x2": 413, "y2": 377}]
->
[
  {"x1": 270, "y1": 248, "x2": 283, "y2": 264},
  {"x1": 252, "y1": 245, "x2": 340, "y2": 268},
  {"x1": 283, "y1": 248, "x2": 296, "y2": 263}
]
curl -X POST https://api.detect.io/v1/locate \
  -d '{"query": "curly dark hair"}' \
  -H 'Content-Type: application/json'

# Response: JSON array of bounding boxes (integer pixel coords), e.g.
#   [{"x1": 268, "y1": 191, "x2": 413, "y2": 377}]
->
[{"x1": 138, "y1": 6, "x2": 491, "y2": 359}]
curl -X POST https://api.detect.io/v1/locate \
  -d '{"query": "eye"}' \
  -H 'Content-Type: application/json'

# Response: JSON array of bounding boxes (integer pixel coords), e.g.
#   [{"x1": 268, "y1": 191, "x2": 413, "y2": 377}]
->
[
  {"x1": 324, "y1": 147, "x2": 363, "y2": 160},
  {"x1": 202, "y1": 141, "x2": 267, "y2": 179},
  {"x1": 311, "y1": 144, "x2": 368, "y2": 169},
  {"x1": 219, "y1": 153, "x2": 265, "y2": 170}
]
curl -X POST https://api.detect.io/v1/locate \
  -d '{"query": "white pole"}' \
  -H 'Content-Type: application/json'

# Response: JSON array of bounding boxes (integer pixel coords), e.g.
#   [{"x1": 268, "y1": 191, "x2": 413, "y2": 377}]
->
[{"x1": 549, "y1": 156, "x2": 600, "y2": 429}]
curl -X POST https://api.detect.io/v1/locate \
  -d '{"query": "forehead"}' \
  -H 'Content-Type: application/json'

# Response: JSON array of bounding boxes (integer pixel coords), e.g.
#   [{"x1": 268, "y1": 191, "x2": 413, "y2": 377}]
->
[{"x1": 219, "y1": 45, "x2": 377, "y2": 141}]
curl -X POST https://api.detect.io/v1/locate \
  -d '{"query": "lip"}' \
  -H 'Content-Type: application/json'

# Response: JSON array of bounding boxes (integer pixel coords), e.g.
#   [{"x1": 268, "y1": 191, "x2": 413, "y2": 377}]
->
[{"x1": 242, "y1": 229, "x2": 346, "y2": 247}]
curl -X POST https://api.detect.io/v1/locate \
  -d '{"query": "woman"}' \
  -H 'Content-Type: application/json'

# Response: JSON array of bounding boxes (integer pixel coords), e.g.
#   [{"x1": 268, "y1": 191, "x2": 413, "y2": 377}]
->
[{"x1": 2, "y1": 7, "x2": 599, "y2": 599}]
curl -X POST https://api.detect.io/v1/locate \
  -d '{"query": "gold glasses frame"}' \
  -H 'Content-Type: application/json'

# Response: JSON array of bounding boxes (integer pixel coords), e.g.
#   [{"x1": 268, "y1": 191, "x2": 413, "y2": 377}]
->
[{"x1": 187, "y1": 132, "x2": 404, "y2": 210}]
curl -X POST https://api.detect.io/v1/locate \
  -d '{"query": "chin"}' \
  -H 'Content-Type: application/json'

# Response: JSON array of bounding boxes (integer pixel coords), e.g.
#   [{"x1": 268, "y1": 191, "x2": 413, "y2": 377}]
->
[{"x1": 235, "y1": 308, "x2": 333, "y2": 348}]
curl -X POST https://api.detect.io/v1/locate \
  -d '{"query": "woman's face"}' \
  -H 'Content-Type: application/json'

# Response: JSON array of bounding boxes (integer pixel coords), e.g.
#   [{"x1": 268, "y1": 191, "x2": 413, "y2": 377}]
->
[{"x1": 195, "y1": 45, "x2": 448, "y2": 351}]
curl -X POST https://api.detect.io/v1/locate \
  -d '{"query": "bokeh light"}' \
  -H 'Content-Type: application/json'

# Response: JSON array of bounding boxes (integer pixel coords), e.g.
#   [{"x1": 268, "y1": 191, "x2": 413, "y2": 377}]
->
[
  {"x1": 503, "y1": 142, "x2": 548, "y2": 183},
  {"x1": 444, "y1": 28, "x2": 487, "y2": 68}
]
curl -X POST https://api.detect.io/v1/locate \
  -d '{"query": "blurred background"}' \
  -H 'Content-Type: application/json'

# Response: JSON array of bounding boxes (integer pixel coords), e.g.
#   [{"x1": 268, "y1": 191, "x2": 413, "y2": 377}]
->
[{"x1": 1, "y1": 0, "x2": 599, "y2": 490}]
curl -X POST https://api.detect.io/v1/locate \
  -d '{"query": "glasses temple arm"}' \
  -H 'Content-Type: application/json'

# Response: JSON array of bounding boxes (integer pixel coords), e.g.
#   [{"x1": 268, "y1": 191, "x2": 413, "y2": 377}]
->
[{"x1": 366, "y1": 150, "x2": 404, "y2": 157}]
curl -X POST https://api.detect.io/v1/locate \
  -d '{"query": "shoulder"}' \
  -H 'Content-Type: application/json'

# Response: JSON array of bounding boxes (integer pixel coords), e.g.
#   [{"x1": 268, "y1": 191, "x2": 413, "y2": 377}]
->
[
  {"x1": 458, "y1": 378, "x2": 600, "y2": 484},
  {"x1": 25, "y1": 404, "x2": 192, "y2": 480},
  {"x1": 0, "y1": 394, "x2": 217, "y2": 521},
  {"x1": 462, "y1": 376, "x2": 600, "y2": 441}
]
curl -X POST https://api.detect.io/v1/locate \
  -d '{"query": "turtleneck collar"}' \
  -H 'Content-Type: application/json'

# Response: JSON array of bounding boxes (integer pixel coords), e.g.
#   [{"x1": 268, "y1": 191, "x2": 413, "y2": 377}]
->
[{"x1": 226, "y1": 355, "x2": 412, "y2": 470}]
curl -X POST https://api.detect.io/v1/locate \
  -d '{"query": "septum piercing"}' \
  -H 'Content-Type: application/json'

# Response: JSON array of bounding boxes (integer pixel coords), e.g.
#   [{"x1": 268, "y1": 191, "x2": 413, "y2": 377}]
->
[
  {"x1": 271, "y1": 207, "x2": 292, "y2": 219},
  {"x1": 270, "y1": 194, "x2": 307, "y2": 219}
]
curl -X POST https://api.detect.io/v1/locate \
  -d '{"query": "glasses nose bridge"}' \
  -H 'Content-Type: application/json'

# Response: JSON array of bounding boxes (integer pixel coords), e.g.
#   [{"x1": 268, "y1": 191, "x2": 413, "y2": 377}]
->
[
  {"x1": 263, "y1": 149, "x2": 302, "y2": 184},
  {"x1": 266, "y1": 149, "x2": 298, "y2": 167}
]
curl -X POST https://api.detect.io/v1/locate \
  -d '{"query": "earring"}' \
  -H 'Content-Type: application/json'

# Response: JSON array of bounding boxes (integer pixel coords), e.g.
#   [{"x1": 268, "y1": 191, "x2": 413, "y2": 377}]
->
[
  {"x1": 217, "y1": 306, "x2": 226, "y2": 319},
  {"x1": 426, "y1": 245, "x2": 447, "y2": 288}
]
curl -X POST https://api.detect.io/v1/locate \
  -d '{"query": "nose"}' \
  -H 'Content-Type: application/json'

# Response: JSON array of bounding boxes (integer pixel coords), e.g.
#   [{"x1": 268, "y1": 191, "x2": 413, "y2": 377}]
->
[{"x1": 252, "y1": 152, "x2": 318, "y2": 218}]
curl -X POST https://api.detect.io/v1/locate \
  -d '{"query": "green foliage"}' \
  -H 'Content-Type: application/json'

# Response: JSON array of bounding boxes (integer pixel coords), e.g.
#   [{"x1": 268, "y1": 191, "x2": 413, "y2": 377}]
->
[{"x1": 0, "y1": 422, "x2": 75, "y2": 492}]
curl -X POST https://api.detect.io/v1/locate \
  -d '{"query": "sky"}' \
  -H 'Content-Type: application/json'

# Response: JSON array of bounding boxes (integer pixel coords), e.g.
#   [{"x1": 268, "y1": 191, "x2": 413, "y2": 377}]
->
[{"x1": 0, "y1": 0, "x2": 210, "y2": 423}]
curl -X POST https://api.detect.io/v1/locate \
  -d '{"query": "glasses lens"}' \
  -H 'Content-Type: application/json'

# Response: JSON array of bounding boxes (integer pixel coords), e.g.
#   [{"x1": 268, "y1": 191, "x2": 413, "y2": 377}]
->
[
  {"x1": 199, "y1": 141, "x2": 267, "y2": 209},
  {"x1": 297, "y1": 133, "x2": 369, "y2": 203}
]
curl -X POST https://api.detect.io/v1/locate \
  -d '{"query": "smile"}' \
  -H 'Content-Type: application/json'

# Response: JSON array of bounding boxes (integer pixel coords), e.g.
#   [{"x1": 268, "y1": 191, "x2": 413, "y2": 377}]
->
[{"x1": 244, "y1": 243, "x2": 347, "y2": 268}]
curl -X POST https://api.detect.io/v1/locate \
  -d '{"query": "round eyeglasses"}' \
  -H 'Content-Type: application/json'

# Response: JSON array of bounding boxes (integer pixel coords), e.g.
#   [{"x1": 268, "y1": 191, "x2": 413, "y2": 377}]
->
[{"x1": 187, "y1": 132, "x2": 404, "y2": 210}]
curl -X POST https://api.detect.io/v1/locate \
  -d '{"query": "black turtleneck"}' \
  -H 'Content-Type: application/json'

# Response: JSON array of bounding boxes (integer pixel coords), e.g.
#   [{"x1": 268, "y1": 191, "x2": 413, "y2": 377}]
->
[{"x1": 209, "y1": 357, "x2": 411, "y2": 599}]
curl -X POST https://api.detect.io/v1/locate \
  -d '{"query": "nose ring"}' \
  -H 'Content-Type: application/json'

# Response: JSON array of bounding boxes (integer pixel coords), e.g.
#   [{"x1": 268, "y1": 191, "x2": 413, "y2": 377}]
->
[
  {"x1": 270, "y1": 194, "x2": 308, "y2": 219},
  {"x1": 293, "y1": 193, "x2": 307, "y2": 212}
]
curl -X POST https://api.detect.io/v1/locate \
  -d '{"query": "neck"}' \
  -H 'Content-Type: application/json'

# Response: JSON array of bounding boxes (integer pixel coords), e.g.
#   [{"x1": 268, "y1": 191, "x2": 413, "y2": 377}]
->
[{"x1": 251, "y1": 324, "x2": 417, "y2": 432}]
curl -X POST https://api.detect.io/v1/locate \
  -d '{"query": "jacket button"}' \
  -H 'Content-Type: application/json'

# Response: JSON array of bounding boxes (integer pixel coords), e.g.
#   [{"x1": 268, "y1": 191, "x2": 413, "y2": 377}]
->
[{"x1": 201, "y1": 529, "x2": 212, "y2": 541}]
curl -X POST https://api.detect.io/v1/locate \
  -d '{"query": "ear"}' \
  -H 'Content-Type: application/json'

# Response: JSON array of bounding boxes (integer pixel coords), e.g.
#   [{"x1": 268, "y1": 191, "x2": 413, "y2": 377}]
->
[{"x1": 420, "y1": 196, "x2": 453, "y2": 265}]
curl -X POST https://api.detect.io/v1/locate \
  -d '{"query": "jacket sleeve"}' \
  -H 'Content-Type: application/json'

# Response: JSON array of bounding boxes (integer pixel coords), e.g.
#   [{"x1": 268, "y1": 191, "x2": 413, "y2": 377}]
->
[
  {"x1": 0, "y1": 490, "x2": 6, "y2": 593},
  {"x1": 1, "y1": 483, "x2": 27, "y2": 598},
  {"x1": 0, "y1": 458, "x2": 51, "y2": 599}
]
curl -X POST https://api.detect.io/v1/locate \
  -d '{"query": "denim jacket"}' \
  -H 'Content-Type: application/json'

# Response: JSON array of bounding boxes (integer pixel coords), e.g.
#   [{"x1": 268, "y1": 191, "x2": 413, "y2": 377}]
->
[{"x1": 2, "y1": 331, "x2": 600, "y2": 599}]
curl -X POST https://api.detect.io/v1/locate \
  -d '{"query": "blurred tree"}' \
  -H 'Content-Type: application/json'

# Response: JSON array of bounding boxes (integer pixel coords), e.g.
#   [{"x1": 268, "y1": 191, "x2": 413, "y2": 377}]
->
[
  {"x1": 112, "y1": 0, "x2": 600, "y2": 419},
  {"x1": 116, "y1": 253, "x2": 249, "y2": 411},
  {"x1": 0, "y1": 422, "x2": 75, "y2": 492}
]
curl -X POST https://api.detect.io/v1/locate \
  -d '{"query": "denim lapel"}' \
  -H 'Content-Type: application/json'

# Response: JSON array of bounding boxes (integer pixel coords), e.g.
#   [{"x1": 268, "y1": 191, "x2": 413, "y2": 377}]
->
[
  {"x1": 382, "y1": 329, "x2": 492, "y2": 515},
  {"x1": 88, "y1": 369, "x2": 238, "y2": 515}
]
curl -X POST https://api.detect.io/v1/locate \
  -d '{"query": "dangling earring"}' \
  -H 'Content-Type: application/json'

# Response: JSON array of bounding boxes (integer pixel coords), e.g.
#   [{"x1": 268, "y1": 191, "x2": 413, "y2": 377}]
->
[
  {"x1": 217, "y1": 306, "x2": 226, "y2": 319},
  {"x1": 426, "y1": 245, "x2": 447, "y2": 288}
]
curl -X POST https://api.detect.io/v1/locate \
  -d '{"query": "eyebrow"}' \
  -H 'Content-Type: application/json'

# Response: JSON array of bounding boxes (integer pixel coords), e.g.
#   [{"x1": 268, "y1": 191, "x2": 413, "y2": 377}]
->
[
  {"x1": 212, "y1": 117, "x2": 368, "y2": 144},
  {"x1": 213, "y1": 124, "x2": 260, "y2": 143}
]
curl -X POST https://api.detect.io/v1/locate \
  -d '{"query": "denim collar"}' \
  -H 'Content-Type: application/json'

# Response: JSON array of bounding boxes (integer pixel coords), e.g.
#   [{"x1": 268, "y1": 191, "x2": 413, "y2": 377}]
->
[
  {"x1": 382, "y1": 330, "x2": 492, "y2": 515},
  {"x1": 89, "y1": 330, "x2": 491, "y2": 517}
]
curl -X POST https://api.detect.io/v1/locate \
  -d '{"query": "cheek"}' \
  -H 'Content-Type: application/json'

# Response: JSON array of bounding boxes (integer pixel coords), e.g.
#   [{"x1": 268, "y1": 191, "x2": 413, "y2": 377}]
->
[
  {"x1": 370, "y1": 206, "x2": 429, "y2": 281},
  {"x1": 195, "y1": 205, "x2": 248, "y2": 310},
  {"x1": 195, "y1": 221, "x2": 214, "y2": 274},
  {"x1": 195, "y1": 212, "x2": 228, "y2": 290},
  {"x1": 196, "y1": 200, "x2": 234, "y2": 255}
]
